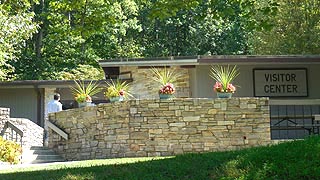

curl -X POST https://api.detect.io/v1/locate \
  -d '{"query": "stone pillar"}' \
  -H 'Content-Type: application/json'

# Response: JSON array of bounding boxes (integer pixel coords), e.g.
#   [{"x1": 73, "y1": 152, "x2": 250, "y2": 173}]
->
[
  {"x1": 44, "y1": 88, "x2": 57, "y2": 147},
  {"x1": 0, "y1": 108, "x2": 10, "y2": 130}
]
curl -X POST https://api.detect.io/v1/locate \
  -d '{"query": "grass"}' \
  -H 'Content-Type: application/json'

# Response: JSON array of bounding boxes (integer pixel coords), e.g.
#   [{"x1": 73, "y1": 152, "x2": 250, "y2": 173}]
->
[{"x1": 1, "y1": 136, "x2": 320, "y2": 180}]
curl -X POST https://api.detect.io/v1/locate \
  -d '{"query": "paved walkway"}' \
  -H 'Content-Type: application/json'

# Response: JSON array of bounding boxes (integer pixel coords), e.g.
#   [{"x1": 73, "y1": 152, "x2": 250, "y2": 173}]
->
[{"x1": 0, "y1": 161, "x2": 76, "y2": 171}]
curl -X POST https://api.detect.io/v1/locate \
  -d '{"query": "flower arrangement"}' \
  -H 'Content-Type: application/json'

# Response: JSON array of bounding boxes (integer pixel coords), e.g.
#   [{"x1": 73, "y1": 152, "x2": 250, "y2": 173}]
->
[
  {"x1": 159, "y1": 83, "x2": 175, "y2": 95},
  {"x1": 213, "y1": 82, "x2": 236, "y2": 93},
  {"x1": 150, "y1": 67, "x2": 181, "y2": 95},
  {"x1": 74, "y1": 93, "x2": 92, "y2": 103},
  {"x1": 70, "y1": 80, "x2": 102, "y2": 103},
  {"x1": 104, "y1": 79, "x2": 132, "y2": 100},
  {"x1": 210, "y1": 65, "x2": 239, "y2": 93}
]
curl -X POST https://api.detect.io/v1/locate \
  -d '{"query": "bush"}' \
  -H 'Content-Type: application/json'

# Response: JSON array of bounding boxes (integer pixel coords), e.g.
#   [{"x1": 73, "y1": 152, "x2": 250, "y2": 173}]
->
[{"x1": 0, "y1": 136, "x2": 22, "y2": 164}]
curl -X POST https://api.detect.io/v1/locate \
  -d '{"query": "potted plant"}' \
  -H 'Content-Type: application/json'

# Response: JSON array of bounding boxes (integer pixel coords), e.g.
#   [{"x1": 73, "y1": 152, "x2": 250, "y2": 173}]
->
[
  {"x1": 150, "y1": 67, "x2": 180, "y2": 100},
  {"x1": 104, "y1": 79, "x2": 132, "y2": 102},
  {"x1": 209, "y1": 65, "x2": 239, "y2": 98},
  {"x1": 70, "y1": 80, "x2": 102, "y2": 107}
]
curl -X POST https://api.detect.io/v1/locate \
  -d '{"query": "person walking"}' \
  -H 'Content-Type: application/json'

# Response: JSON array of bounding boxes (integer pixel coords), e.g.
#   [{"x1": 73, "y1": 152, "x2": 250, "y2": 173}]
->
[{"x1": 45, "y1": 93, "x2": 63, "y2": 146}]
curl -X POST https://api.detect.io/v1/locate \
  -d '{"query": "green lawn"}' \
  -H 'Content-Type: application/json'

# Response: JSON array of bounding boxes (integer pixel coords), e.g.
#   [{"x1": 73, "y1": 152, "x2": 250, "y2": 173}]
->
[{"x1": 1, "y1": 136, "x2": 320, "y2": 180}]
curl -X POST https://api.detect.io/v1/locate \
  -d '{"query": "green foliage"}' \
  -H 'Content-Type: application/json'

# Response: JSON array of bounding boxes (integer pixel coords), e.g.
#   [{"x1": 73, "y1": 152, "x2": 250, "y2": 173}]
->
[
  {"x1": 150, "y1": 67, "x2": 181, "y2": 86},
  {"x1": 0, "y1": 136, "x2": 22, "y2": 164},
  {"x1": 135, "y1": 0, "x2": 279, "y2": 57},
  {"x1": 0, "y1": 2, "x2": 38, "y2": 81},
  {"x1": 210, "y1": 65, "x2": 239, "y2": 90},
  {"x1": 2, "y1": 137, "x2": 320, "y2": 179},
  {"x1": 11, "y1": 0, "x2": 142, "y2": 80},
  {"x1": 251, "y1": 0, "x2": 320, "y2": 54},
  {"x1": 70, "y1": 80, "x2": 102, "y2": 103},
  {"x1": 104, "y1": 79, "x2": 132, "y2": 99},
  {"x1": 218, "y1": 136, "x2": 320, "y2": 179},
  {"x1": 58, "y1": 65, "x2": 105, "y2": 80}
]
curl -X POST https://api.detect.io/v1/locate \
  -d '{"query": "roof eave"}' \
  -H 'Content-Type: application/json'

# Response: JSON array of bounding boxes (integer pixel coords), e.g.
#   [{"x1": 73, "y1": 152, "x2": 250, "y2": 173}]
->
[
  {"x1": 99, "y1": 59, "x2": 199, "y2": 67},
  {"x1": 198, "y1": 56, "x2": 320, "y2": 65}
]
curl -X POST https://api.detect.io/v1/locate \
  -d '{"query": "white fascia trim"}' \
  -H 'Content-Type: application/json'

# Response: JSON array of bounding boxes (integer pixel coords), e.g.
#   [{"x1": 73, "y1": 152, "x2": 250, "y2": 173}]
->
[{"x1": 99, "y1": 59, "x2": 199, "y2": 67}]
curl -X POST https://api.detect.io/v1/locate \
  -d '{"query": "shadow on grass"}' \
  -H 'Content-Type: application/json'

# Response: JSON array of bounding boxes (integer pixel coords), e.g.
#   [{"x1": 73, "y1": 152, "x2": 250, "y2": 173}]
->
[
  {"x1": 0, "y1": 151, "x2": 238, "y2": 180},
  {"x1": 2, "y1": 136, "x2": 320, "y2": 180}
]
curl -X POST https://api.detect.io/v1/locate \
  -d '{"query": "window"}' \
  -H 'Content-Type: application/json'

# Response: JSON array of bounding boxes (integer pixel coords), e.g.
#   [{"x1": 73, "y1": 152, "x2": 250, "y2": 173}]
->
[{"x1": 103, "y1": 67, "x2": 120, "y2": 79}]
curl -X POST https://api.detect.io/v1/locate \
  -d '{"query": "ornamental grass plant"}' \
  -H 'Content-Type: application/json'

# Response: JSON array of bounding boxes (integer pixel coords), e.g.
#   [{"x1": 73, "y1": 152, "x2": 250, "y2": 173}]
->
[
  {"x1": 150, "y1": 67, "x2": 181, "y2": 95},
  {"x1": 104, "y1": 79, "x2": 133, "y2": 99},
  {"x1": 209, "y1": 65, "x2": 239, "y2": 93},
  {"x1": 70, "y1": 80, "x2": 102, "y2": 103}
]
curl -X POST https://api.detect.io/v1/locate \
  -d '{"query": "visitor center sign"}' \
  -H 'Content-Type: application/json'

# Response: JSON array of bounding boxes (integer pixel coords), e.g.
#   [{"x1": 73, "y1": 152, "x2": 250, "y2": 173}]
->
[{"x1": 253, "y1": 69, "x2": 308, "y2": 97}]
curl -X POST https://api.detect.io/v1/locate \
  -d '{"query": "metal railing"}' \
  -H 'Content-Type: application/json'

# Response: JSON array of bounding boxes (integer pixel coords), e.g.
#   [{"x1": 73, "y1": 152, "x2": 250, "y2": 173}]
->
[
  {"x1": 47, "y1": 121, "x2": 68, "y2": 140},
  {"x1": 0, "y1": 121, "x2": 23, "y2": 146},
  {"x1": 270, "y1": 99, "x2": 320, "y2": 140}
]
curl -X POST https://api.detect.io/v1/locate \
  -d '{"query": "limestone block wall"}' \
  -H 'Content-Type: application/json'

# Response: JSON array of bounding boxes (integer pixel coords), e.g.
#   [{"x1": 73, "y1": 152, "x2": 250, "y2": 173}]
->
[
  {"x1": 48, "y1": 98, "x2": 271, "y2": 161},
  {"x1": 0, "y1": 107, "x2": 43, "y2": 149},
  {"x1": 0, "y1": 108, "x2": 10, "y2": 124},
  {"x1": 120, "y1": 66, "x2": 190, "y2": 99},
  {"x1": 44, "y1": 88, "x2": 57, "y2": 118}
]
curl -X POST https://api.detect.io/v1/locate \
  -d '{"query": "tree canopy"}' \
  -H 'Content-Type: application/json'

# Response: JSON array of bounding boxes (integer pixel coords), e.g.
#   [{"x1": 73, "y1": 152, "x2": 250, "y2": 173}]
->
[
  {"x1": 1, "y1": 0, "x2": 319, "y2": 81},
  {"x1": 0, "y1": 0, "x2": 38, "y2": 81}
]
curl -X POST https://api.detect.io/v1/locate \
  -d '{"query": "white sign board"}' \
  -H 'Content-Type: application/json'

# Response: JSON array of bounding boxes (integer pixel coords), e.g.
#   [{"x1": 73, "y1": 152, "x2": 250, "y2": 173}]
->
[{"x1": 253, "y1": 69, "x2": 308, "y2": 97}]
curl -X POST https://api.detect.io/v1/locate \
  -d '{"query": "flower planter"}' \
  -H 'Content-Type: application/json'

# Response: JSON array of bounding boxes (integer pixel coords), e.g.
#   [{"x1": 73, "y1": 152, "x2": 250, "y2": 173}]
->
[
  {"x1": 159, "y1": 94, "x2": 174, "y2": 100},
  {"x1": 109, "y1": 96, "x2": 121, "y2": 102},
  {"x1": 78, "y1": 102, "x2": 92, "y2": 108},
  {"x1": 216, "y1": 92, "x2": 233, "y2": 98}
]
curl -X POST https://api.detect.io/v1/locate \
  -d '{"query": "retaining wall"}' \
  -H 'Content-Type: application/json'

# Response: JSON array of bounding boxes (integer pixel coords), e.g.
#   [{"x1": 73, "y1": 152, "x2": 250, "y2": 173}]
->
[
  {"x1": 48, "y1": 98, "x2": 271, "y2": 161},
  {"x1": 0, "y1": 107, "x2": 43, "y2": 149}
]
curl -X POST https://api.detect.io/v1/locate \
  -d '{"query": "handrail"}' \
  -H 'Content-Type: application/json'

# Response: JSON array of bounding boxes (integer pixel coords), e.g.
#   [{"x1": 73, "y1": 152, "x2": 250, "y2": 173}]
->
[
  {"x1": 0, "y1": 121, "x2": 23, "y2": 146},
  {"x1": 47, "y1": 121, "x2": 68, "y2": 140}
]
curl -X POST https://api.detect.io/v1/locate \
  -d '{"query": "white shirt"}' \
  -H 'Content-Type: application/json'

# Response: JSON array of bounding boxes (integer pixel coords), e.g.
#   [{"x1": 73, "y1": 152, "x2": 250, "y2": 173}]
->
[{"x1": 47, "y1": 100, "x2": 62, "y2": 114}]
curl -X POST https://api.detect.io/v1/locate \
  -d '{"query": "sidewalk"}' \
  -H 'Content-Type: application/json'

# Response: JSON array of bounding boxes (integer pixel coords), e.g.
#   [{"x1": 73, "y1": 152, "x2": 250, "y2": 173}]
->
[{"x1": 0, "y1": 161, "x2": 76, "y2": 171}]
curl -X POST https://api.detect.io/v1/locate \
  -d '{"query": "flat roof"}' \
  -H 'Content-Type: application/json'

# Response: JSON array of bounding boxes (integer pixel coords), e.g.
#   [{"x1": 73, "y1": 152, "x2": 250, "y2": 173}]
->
[
  {"x1": 99, "y1": 56, "x2": 199, "y2": 67},
  {"x1": 0, "y1": 79, "x2": 132, "y2": 88},
  {"x1": 99, "y1": 55, "x2": 320, "y2": 67}
]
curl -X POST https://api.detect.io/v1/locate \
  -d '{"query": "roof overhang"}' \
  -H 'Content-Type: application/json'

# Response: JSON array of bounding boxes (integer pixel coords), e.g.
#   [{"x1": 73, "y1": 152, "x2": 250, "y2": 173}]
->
[
  {"x1": 99, "y1": 55, "x2": 320, "y2": 67},
  {"x1": 198, "y1": 55, "x2": 320, "y2": 65},
  {"x1": 99, "y1": 56, "x2": 199, "y2": 67},
  {"x1": 0, "y1": 79, "x2": 132, "y2": 89}
]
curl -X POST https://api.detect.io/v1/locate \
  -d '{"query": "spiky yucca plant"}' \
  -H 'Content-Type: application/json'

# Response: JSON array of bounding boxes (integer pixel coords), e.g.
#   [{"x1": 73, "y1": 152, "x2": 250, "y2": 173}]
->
[
  {"x1": 70, "y1": 80, "x2": 102, "y2": 103},
  {"x1": 209, "y1": 65, "x2": 239, "y2": 92},
  {"x1": 150, "y1": 67, "x2": 181, "y2": 86},
  {"x1": 105, "y1": 79, "x2": 133, "y2": 99}
]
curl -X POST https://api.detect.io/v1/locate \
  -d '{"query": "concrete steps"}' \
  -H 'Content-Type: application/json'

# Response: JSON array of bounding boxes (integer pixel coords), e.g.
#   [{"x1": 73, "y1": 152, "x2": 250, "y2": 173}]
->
[{"x1": 22, "y1": 146, "x2": 65, "y2": 164}]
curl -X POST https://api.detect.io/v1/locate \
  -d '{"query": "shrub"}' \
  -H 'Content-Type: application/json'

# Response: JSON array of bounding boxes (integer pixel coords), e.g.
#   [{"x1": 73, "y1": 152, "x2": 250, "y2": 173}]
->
[{"x1": 0, "y1": 136, "x2": 22, "y2": 164}]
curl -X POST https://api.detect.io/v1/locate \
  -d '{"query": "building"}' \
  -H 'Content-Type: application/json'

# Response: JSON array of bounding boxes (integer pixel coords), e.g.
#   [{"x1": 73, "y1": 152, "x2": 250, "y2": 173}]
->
[
  {"x1": 0, "y1": 80, "x2": 110, "y2": 127},
  {"x1": 1, "y1": 55, "x2": 320, "y2": 139},
  {"x1": 99, "y1": 55, "x2": 320, "y2": 139}
]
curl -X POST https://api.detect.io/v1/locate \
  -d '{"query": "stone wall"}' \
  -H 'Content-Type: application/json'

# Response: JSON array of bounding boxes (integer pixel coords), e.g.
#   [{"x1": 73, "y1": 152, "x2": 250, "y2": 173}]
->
[
  {"x1": 48, "y1": 98, "x2": 271, "y2": 161},
  {"x1": 0, "y1": 108, "x2": 10, "y2": 123},
  {"x1": 120, "y1": 66, "x2": 190, "y2": 99},
  {"x1": 44, "y1": 88, "x2": 57, "y2": 119},
  {"x1": 0, "y1": 107, "x2": 43, "y2": 149}
]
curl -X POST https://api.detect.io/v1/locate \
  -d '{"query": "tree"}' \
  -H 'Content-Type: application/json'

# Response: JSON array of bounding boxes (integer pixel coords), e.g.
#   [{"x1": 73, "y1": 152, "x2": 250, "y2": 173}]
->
[
  {"x1": 11, "y1": 0, "x2": 282, "y2": 80},
  {"x1": 14, "y1": 0, "x2": 141, "y2": 80},
  {"x1": 250, "y1": 0, "x2": 320, "y2": 55},
  {"x1": 134, "y1": 0, "x2": 279, "y2": 56},
  {"x1": 0, "y1": 1, "x2": 38, "y2": 81},
  {"x1": 57, "y1": 64, "x2": 105, "y2": 80}
]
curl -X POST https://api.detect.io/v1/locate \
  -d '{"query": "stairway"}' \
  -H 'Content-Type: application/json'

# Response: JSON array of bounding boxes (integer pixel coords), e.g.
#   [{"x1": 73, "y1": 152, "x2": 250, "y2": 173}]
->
[{"x1": 22, "y1": 146, "x2": 65, "y2": 164}]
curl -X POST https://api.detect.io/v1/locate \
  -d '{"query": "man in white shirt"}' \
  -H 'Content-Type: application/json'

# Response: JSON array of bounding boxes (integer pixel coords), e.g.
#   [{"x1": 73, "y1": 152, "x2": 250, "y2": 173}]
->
[
  {"x1": 47, "y1": 93, "x2": 62, "y2": 114},
  {"x1": 45, "y1": 93, "x2": 62, "y2": 146}
]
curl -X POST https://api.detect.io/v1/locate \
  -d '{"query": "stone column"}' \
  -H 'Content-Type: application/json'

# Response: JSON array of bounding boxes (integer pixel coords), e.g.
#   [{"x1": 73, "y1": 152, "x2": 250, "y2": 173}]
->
[{"x1": 43, "y1": 88, "x2": 56, "y2": 147}]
